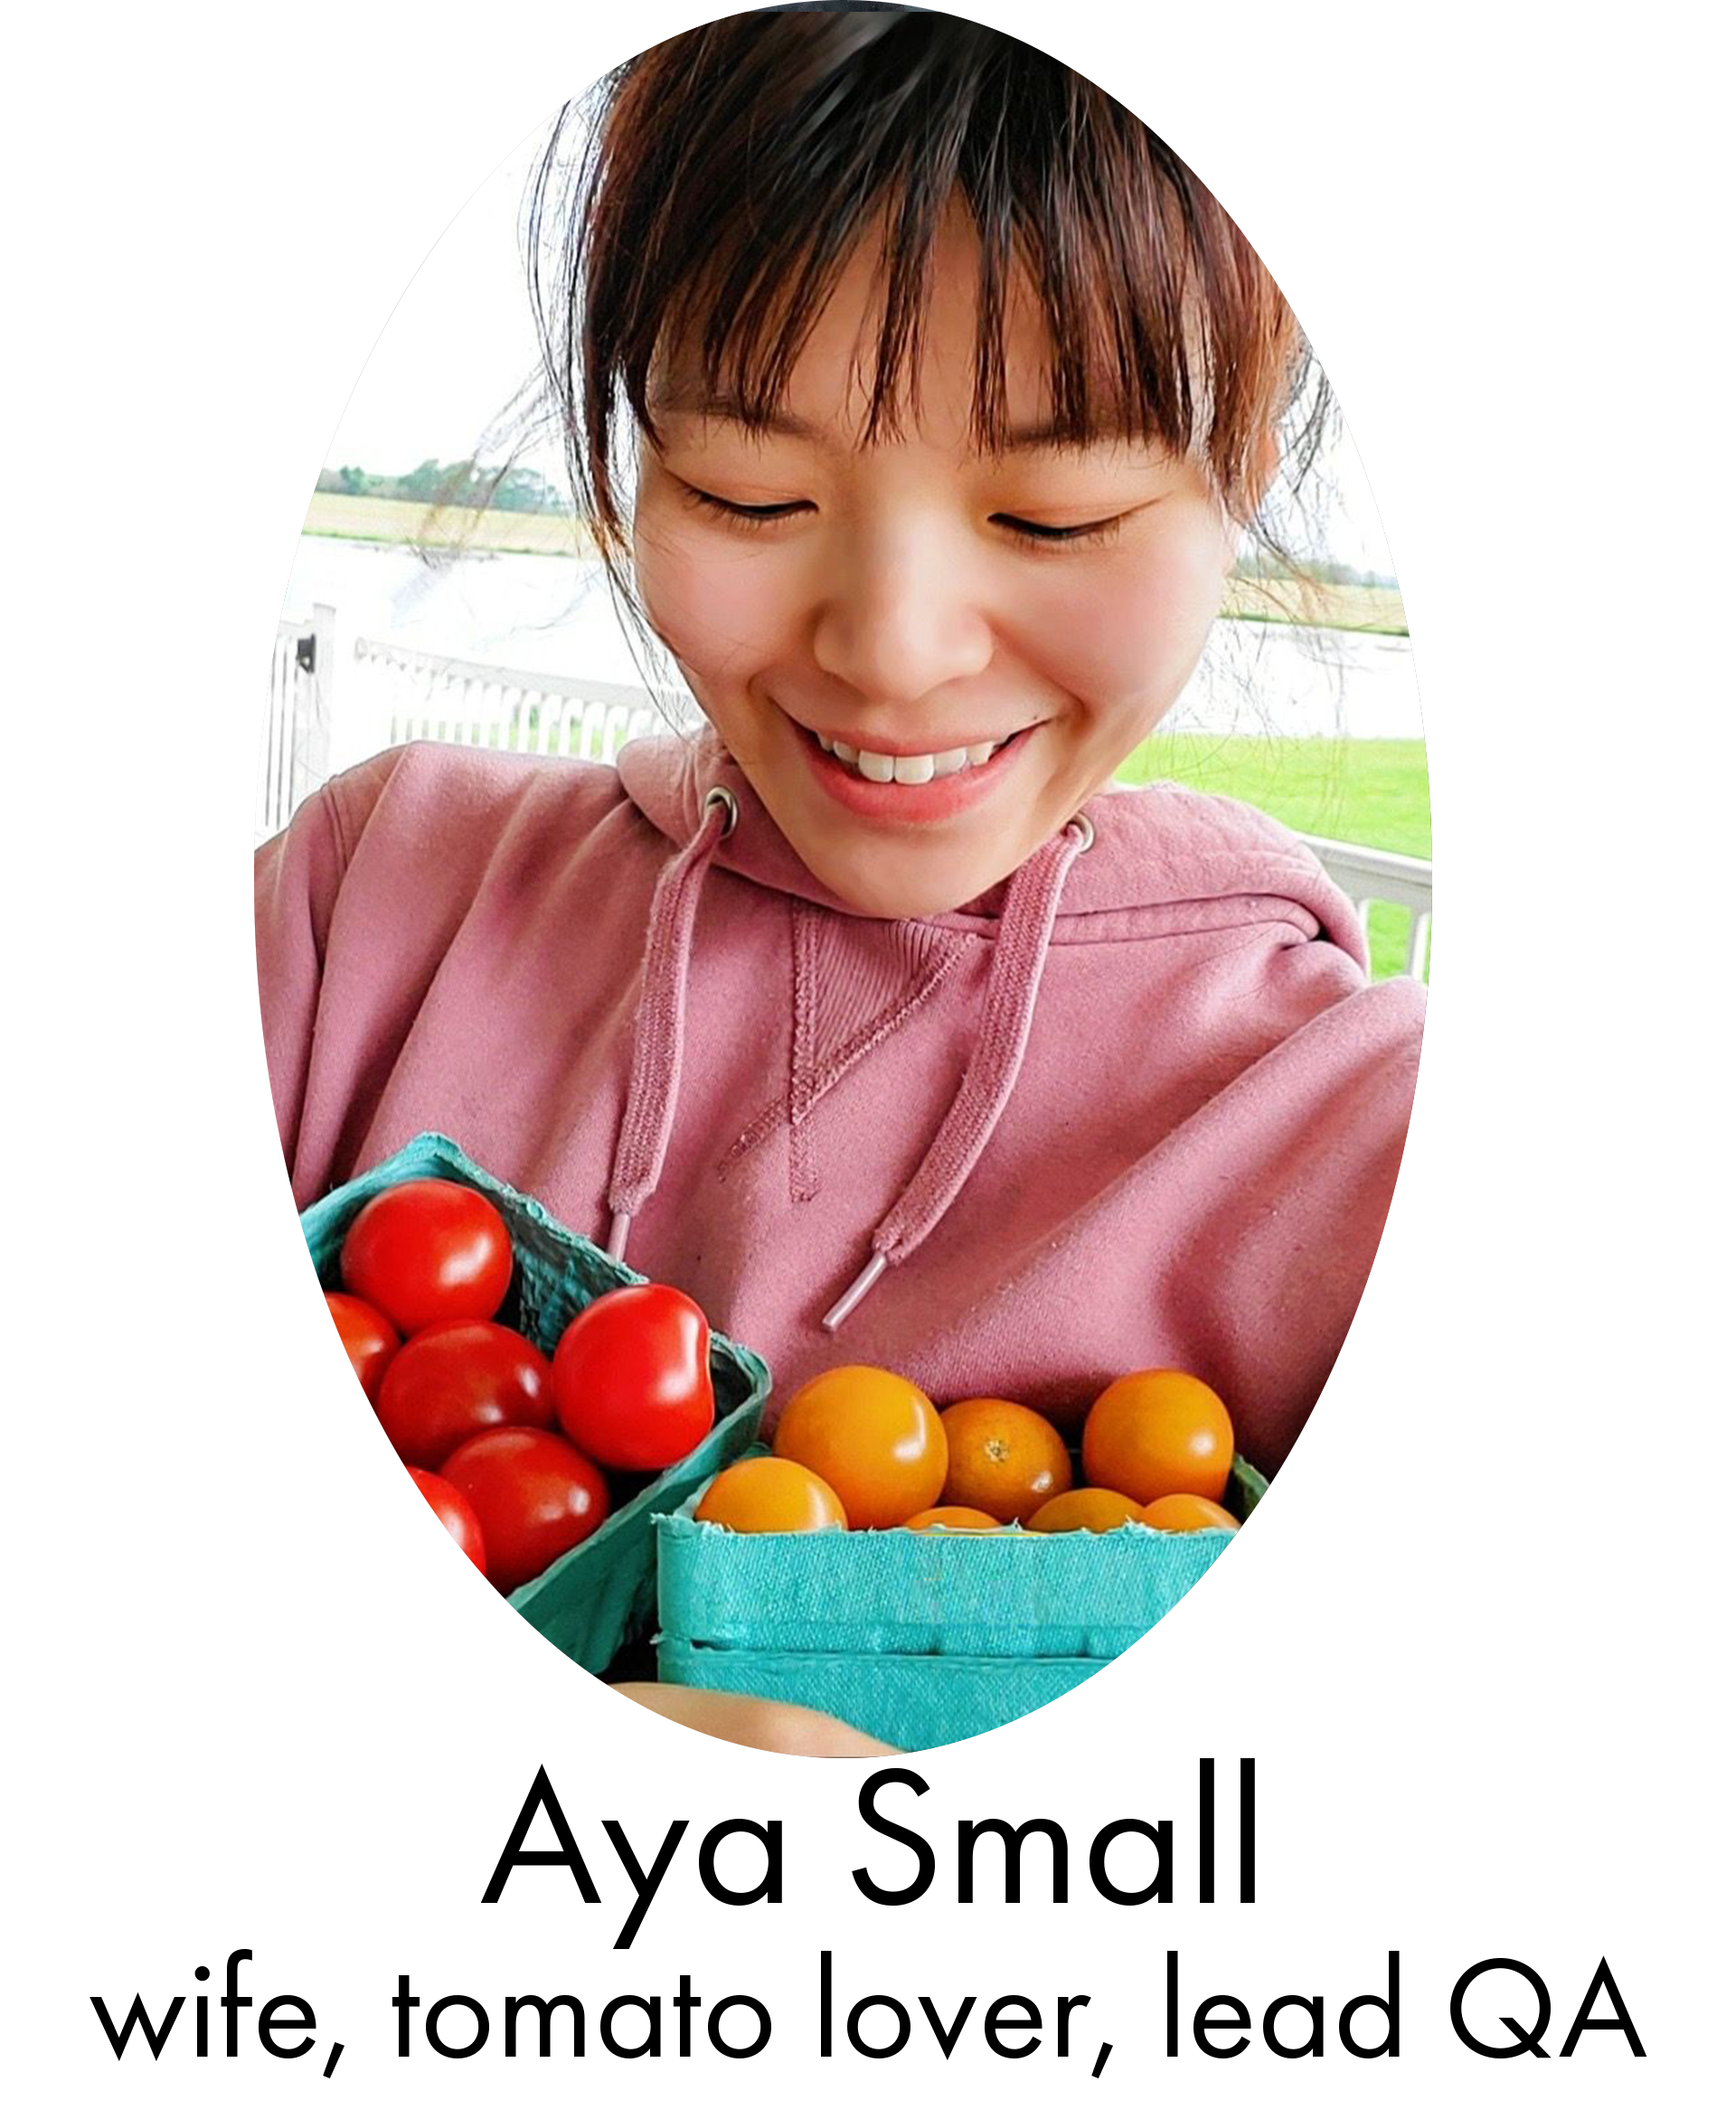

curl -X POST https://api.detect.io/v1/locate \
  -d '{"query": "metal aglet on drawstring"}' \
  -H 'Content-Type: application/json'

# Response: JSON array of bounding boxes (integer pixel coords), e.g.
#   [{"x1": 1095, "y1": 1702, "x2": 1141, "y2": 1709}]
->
[{"x1": 820, "y1": 1252, "x2": 888, "y2": 1333}]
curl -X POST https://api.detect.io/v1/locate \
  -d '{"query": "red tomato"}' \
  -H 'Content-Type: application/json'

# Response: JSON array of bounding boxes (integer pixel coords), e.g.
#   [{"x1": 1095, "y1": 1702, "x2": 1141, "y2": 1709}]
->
[
  {"x1": 552, "y1": 1283, "x2": 715, "y2": 1472},
  {"x1": 324, "y1": 1292, "x2": 400, "y2": 1404},
  {"x1": 374, "y1": 1320, "x2": 554, "y2": 1470},
  {"x1": 339, "y1": 1179, "x2": 514, "y2": 1334},
  {"x1": 408, "y1": 1467, "x2": 488, "y2": 1572},
  {"x1": 441, "y1": 1428, "x2": 609, "y2": 1594}
]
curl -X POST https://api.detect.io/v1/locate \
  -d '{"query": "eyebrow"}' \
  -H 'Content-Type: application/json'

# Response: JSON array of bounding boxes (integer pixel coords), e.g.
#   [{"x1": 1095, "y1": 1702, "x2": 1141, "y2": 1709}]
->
[{"x1": 648, "y1": 389, "x2": 1136, "y2": 455}]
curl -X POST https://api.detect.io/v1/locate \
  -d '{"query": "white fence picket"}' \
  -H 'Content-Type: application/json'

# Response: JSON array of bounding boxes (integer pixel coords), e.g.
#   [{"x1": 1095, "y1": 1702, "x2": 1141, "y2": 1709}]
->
[{"x1": 257, "y1": 604, "x2": 335, "y2": 845}]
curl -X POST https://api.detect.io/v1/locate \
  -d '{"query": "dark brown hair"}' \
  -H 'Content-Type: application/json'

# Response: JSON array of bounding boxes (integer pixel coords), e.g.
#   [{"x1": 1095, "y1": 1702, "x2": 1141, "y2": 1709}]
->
[{"x1": 525, "y1": 6, "x2": 1330, "y2": 610}]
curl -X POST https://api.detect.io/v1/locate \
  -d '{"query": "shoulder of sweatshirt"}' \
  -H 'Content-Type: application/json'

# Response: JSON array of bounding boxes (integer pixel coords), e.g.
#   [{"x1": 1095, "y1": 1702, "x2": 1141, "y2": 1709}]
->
[
  {"x1": 1078, "y1": 776, "x2": 1360, "y2": 916},
  {"x1": 1076, "y1": 780, "x2": 1429, "y2": 1055},
  {"x1": 950, "y1": 776, "x2": 1392, "y2": 997},
  {"x1": 314, "y1": 739, "x2": 647, "y2": 884}
]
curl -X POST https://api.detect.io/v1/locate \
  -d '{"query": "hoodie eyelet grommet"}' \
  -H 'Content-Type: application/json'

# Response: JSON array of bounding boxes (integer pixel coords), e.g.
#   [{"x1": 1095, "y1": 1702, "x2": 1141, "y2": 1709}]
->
[
  {"x1": 1068, "y1": 812, "x2": 1095, "y2": 853},
  {"x1": 703, "y1": 785, "x2": 740, "y2": 837}
]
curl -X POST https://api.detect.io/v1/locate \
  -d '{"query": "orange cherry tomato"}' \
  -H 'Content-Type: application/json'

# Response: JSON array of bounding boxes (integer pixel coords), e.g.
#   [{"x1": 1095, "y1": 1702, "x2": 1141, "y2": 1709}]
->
[
  {"x1": 695, "y1": 1457, "x2": 847, "y2": 1534},
  {"x1": 1140, "y1": 1493, "x2": 1239, "y2": 1533},
  {"x1": 903, "y1": 1506, "x2": 1003, "y2": 1532},
  {"x1": 938, "y1": 1397, "x2": 1072, "y2": 1523},
  {"x1": 772, "y1": 1365, "x2": 947, "y2": 1530},
  {"x1": 1081, "y1": 1369, "x2": 1234, "y2": 1505},
  {"x1": 1026, "y1": 1488, "x2": 1145, "y2": 1533}
]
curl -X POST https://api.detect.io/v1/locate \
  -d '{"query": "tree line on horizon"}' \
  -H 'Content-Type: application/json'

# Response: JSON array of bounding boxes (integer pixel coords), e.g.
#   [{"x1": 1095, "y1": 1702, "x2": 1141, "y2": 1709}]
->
[{"x1": 316, "y1": 459, "x2": 571, "y2": 514}]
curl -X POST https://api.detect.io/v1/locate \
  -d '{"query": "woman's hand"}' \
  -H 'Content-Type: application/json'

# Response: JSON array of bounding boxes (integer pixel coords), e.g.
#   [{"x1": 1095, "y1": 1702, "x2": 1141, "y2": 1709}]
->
[{"x1": 613, "y1": 1682, "x2": 898, "y2": 1757}]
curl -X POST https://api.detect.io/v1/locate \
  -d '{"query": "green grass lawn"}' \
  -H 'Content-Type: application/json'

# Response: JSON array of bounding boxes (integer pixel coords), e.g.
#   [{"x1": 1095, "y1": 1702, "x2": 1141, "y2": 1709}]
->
[{"x1": 1116, "y1": 734, "x2": 1431, "y2": 980}]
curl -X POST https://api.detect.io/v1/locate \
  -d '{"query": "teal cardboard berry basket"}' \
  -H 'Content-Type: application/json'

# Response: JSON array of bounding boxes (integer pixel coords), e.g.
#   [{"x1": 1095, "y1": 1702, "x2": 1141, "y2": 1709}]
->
[
  {"x1": 299, "y1": 1132, "x2": 771, "y2": 1674},
  {"x1": 655, "y1": 1455, "x2": 1266, "y2": 1751}
]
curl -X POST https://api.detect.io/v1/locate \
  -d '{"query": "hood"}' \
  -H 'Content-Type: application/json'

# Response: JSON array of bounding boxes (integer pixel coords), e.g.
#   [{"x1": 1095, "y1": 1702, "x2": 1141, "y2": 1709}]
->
[
  {"x1": 616, "y1": 724, "x2": 1367, "y2": 966},
  {"x1": 609, "y1": 724, "x2": 1370, "y2": 1330}
]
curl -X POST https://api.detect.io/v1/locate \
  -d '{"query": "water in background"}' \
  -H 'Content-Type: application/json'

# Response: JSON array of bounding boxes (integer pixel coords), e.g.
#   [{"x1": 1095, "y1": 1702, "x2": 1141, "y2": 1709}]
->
[{"x1": 283, "y1": 535, "x2": 1423, "y2": 754}]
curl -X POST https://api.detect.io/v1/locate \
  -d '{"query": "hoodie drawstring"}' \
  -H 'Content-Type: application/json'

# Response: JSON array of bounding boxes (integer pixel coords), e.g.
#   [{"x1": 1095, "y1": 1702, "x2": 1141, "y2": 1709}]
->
[
  {"x1": 604, "y1": 788, "x2": 1091, "y2": 1325},
  {"x1": 604, "y1": 785, "x2": 737, "y2": 1263},
  {"x1": 822, "y1": 812, "x2": 1093, "y2": 1330}
]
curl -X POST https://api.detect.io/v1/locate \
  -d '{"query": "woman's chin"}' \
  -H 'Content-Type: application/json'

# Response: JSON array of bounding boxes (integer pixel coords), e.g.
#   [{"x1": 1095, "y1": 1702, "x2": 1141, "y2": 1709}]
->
[
  {"x1": 794, "y1": 838, "x2": 1003, "y2": 921},
  {"x1": 745, "y1": 765, "x2": 1024, "y2": 918}
]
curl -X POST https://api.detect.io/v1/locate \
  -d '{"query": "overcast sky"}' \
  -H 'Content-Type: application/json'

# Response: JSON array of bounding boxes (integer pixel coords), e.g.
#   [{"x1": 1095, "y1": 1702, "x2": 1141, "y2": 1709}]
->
[{"x1": 324, "y1": 128, "x2": 1397, "y2": 577}]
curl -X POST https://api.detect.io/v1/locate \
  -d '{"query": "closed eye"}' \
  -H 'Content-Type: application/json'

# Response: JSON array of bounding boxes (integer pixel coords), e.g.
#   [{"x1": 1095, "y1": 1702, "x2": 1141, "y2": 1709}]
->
[
  {"x1": 679, "y1": 482, "x2": 812, "y2": 525},
  {"x1": 993, "y1": 512, "x2": 1127, "y2": 548}
]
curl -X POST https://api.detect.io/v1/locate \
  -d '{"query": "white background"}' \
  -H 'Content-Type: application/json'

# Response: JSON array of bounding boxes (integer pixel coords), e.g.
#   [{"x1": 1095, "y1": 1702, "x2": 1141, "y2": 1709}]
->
[{"x1": 8, "y1": 1, "x2": 1729, "y2": 2099}]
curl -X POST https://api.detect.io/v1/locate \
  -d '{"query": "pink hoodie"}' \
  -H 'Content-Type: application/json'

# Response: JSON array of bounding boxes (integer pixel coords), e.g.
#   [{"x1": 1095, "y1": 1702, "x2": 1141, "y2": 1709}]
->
[{"x1": 256, "y1": 731, "x2": 1423, "y2": 1474}]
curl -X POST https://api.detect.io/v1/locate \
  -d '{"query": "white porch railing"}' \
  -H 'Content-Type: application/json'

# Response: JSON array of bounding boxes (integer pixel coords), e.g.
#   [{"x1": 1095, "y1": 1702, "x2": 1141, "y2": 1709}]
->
[
  {"x1": 258, "y1": 604, "x2": 334, "y2": 847},
  {"x1": 349, "y1": 639, "x2": 703, "y2": 764},
  {"x1": 1299, "y1": 834, "x2": 1433, "y2": 979}
]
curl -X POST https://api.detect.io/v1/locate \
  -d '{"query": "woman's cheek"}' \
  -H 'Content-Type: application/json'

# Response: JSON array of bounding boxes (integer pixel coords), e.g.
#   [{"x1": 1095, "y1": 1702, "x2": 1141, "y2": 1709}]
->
[
  {"x1": 1017, "y1": 543, "x2": 1221, "y2": 725},
  {"x1": 635, "y1": 525, "x2": 789, "y2": 693}
]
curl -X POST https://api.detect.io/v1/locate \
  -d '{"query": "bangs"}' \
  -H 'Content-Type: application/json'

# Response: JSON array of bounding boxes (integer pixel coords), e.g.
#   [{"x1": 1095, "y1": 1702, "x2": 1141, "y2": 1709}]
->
[
  {"x1": 654, "y1": 163, "x2": 1202, "y2": 460},
  {"x1": 529, "y1": 12, "x2": 1323, "y2": 564}
]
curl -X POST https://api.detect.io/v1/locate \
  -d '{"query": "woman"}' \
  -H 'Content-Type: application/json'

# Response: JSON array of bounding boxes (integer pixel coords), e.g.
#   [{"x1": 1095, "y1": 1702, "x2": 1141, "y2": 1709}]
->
[{"x1": 258, "y1": 9, "x2": 1423, "y2": 1749}]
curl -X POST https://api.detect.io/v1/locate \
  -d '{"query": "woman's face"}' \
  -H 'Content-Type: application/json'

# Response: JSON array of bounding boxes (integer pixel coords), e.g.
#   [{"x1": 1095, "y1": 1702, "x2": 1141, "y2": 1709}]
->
[{"x1": 633, "y1": 210, "x2": 1240, "y2": 918}]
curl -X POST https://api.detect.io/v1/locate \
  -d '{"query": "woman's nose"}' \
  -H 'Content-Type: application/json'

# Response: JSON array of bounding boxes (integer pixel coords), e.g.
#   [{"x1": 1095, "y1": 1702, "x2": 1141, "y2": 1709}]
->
[{"x1": 808, "y1": 525, "x2": 995, "y2": 705}]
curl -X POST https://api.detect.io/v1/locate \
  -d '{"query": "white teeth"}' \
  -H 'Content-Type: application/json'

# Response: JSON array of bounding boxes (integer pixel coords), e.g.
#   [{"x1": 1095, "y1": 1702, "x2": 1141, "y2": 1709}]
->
[{"x1": 816, "y1": 730, "x2": 1014, "y2": 782}]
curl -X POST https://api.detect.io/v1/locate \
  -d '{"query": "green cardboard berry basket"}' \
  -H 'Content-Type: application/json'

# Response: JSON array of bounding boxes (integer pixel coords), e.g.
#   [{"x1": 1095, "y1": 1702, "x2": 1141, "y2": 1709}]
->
[
  {"x1": 655, "y1": 1455, "x2": 1265, "y2": 1751},
  {"x1": 298, "y1": 1132, "x2": 771, "y2": 1673}
]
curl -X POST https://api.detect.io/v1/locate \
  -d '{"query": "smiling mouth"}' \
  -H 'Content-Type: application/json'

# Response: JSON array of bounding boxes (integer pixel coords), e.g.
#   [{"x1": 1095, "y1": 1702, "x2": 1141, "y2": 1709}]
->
[{"x1": 801, "y1": 725, "x2": 1026, "y2": 785}]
